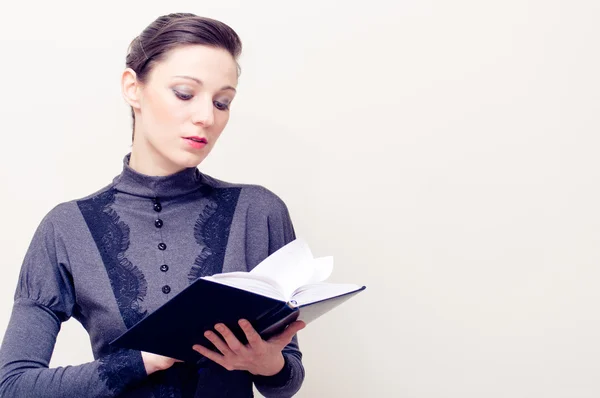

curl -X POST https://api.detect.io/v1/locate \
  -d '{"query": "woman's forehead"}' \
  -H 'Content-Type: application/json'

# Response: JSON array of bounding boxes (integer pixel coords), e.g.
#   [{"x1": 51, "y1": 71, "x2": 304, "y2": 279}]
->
[{"x1": 150, "y1": 45, "x2": 238, "y2": 87}]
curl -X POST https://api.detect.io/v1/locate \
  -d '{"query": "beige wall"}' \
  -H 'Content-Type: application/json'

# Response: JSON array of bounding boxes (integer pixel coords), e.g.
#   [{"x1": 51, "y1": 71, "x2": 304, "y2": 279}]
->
[{"x1": 0, "y1": 1, "x2": 599, "y2": 397}]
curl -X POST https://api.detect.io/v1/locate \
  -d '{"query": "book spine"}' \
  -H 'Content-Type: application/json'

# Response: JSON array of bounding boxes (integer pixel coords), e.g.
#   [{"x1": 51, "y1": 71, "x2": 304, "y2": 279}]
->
[{"x1": 256, "y1": 304, "x2": 299, "y2": 339}]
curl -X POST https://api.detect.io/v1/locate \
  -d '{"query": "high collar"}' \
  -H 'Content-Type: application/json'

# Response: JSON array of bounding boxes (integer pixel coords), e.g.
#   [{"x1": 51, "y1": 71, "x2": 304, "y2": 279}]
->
[{"x1": 112, "y1": 154, "x2": 203, "y2": 198}]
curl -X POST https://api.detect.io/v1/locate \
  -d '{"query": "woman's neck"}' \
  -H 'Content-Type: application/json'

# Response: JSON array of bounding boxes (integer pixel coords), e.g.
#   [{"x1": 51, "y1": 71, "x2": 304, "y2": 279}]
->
[{"x1": 129, "y1": 138, "x2": 183, "y2": 177}]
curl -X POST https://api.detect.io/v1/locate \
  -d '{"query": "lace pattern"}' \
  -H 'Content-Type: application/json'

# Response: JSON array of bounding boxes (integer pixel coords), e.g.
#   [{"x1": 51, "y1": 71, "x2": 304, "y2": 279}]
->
[
  {"x1": 188, "y1": 187, "x2": 241, "y2": 282},
  {"x1": 78, "y1": 189, "x2": 147, "y2": 328},
  {"x1": 97, "y1": 348, "x2": 146, "y2": 394}
]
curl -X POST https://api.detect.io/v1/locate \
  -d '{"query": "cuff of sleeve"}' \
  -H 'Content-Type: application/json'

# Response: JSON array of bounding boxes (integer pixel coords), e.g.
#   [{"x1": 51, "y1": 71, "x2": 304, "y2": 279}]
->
[
  {"x1": 253, "y1": 356, "x2": 293, "y2": 388},
  {"x1": 98, "y1": 349, "x2": 147, "y2": 394}
]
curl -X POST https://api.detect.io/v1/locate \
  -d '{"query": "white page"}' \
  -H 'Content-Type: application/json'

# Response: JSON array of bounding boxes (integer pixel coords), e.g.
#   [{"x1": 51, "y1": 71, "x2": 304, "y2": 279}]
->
[
  {"x1": 249, "y1": 239, "x2": 316, "y2": 299},
  {"x1": 291, "y1": 282, "x2": 363, "y2": 306},
  {"x1": 203, "y1": 272, "x2": 284, "y2": 301},
  {"x1": 305, "y1": 256, "x2": 334, "y2": 284}
]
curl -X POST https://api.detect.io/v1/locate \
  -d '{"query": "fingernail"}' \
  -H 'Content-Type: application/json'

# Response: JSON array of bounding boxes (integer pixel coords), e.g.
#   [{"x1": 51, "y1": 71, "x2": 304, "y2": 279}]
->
[{"x1": 215, "y1": 324, "x2": 224, "y2": 331}]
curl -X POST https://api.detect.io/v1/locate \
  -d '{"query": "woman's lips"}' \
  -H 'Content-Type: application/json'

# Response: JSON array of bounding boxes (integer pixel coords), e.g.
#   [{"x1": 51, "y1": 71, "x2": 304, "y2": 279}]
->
[{"x1": 184, "y1": 136, "x2": 208, "y2": 149}]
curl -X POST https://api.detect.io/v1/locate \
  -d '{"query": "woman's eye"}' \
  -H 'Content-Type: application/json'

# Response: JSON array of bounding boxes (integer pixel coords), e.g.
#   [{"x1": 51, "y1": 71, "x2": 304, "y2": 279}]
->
[
  {"x1": 173, "y1": 90, "x2": 193, "y2": 101},
  {"x1": 214, "y1": 101, "x2": 230, "y2": 111}
]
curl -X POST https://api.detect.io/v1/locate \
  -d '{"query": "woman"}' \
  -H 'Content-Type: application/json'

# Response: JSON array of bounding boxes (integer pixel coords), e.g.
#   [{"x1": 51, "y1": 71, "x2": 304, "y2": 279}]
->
[{"x1": 0, "y1": 13, "x2": 306, "y2": 398}]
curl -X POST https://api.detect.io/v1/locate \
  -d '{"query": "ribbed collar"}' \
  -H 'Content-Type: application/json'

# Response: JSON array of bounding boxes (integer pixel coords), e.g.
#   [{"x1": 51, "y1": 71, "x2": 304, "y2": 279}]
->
[{"x1": 112, "y1": 153, "x2": 203, "y2": 198}]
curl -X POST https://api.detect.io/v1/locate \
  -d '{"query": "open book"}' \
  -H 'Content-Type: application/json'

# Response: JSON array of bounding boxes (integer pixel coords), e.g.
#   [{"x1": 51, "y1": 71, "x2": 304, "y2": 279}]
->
[
  {"x1": 203, "y1": 238, "x2": 363, "y2": 310},
  {"x1": 111, "y1": 239, "x2": 365, "y2": 362}
]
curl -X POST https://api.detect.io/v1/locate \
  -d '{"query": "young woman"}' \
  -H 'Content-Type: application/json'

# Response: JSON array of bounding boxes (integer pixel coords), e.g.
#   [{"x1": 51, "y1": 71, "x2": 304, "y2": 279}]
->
[{"x1": 0, "y1": 13, "x2": 306, "y2": 398}]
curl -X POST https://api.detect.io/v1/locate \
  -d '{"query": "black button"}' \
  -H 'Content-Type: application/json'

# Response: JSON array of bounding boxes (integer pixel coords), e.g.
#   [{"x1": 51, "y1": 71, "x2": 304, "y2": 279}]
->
[
  {"x1": 158, "y1": 242, "x2": 167, "y2": 251},
  {"x1": 153, "y1": 203, "x2": 162, "y2": 212},
  {"x1": 162, "y1": 285, "x2": 171, "y2": 294},
  {"x1": 160, "y1": 264, "x2": 169, "y2": 272},
  {"x1": 155, "y1": 219, "x2": 163, "y2": 228}
]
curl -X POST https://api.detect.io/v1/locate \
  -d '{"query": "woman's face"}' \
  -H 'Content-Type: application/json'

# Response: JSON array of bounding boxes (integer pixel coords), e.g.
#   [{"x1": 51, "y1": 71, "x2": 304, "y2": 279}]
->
[{"x1": 125, "y1": 44, "x2": 238, "y2": 175}]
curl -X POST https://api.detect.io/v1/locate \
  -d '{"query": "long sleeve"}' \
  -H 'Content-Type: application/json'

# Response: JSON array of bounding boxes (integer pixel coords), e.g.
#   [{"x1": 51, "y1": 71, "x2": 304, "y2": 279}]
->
[
  {"x1": 252, "y1": 338, "x2": 304, "y2": 398},
  {"x1": 0, "y1": 210, "x2": 148, "y2": 397},
  {"x1": 245, "y1": 188, "x2": 305, "y2": 397}
]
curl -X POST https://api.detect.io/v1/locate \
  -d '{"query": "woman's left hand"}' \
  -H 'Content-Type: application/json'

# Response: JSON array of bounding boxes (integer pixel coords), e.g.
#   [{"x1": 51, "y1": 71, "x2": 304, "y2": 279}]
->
[{"x1": 192, "y1": 319, "x2": 305, "y2": 376}]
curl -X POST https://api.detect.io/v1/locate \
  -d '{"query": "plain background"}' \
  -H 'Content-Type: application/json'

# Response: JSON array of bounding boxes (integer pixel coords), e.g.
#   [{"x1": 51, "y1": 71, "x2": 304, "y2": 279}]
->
[{"x1": 0, "y1": 0, "x2": 599, "y2": 397}]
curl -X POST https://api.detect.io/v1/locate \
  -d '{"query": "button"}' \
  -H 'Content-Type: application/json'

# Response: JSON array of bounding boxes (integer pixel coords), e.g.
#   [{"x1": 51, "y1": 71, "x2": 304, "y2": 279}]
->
[
  {"x1": 153, "y1": 203, "x2": 162, "y2": 212},
  {"x1": 160, "y1": 264, "x2": 169, "y2": 272},
  {"x1": 162, "y1": 285, "x2": 171, "y2": 294},
  {"x1": 155, "y1": 219, "x2": 163, "y2": 228},
  {"x1": 158, "y1": 242, "x2": 167, "y2": 251}
]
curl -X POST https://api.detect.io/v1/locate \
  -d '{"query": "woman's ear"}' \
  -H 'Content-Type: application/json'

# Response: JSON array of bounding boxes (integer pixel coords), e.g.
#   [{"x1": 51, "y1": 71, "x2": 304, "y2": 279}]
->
[{"x1": 122, "y1": 68, "x2": 141, "y2": 109}]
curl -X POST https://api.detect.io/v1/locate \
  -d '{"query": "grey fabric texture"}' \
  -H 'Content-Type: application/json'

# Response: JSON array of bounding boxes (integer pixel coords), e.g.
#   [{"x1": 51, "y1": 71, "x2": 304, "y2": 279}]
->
[{"x1": 0, "y1": 154, "x2": 304, "y2": 397}]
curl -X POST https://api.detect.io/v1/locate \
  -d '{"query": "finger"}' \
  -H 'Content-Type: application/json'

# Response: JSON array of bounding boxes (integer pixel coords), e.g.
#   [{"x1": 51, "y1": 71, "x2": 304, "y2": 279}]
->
[
  {"x1": 203, "y1": 330, "x2": 232, "y2": 356},
  {"x1": 239, "y1": 319, "x2": 263, "y2": 349},
  {"x1": 215, "y1": 323, "x2": 245, "y2": 354},
  {"x1": 192, "y1": 344, "x2": 226, "y2": 367},
  {"x1": 269, "y1": 321, "x2": 306, "y2": 347}
]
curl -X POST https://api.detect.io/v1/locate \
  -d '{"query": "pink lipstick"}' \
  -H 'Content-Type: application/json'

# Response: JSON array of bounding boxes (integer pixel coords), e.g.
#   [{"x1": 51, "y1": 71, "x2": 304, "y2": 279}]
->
[{"x1": 184, "y1": 136, "x2": 208, "y2": 149}]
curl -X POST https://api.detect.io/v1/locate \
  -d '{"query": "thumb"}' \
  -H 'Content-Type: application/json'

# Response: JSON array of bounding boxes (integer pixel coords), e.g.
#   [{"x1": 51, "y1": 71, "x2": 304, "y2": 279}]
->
[{"x1": 270, "y1": 321, "x2": 306, "y2": 347}]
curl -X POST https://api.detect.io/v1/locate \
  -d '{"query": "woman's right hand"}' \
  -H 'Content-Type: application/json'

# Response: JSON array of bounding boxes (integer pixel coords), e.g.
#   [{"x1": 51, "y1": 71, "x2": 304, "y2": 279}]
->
[{"x1": 141, "y1": 351, "x2": 182, "y2": 375}]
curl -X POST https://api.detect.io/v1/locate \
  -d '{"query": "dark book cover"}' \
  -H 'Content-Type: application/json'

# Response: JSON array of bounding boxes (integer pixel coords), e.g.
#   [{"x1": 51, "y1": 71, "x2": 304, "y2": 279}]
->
[{"x1": 110, "y1": 277, "x2": 365, "y2": 363}]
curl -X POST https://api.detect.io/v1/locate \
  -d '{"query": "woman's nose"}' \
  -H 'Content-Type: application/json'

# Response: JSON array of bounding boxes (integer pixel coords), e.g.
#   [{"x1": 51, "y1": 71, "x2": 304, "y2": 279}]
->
[{"x1": 191, "y1": 98, "x2": 214, "y2": 127}]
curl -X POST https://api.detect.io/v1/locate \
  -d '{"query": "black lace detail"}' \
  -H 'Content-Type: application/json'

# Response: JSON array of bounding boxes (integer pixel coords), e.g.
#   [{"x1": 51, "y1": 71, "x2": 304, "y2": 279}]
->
[
  {"x1": 195, "y1": 363, "x2": 254, "y2": 397},
  {"x1": 188, "y1": 188, "x2": 241, "y2": 282},
  {"x1": 147, "y1": 362, "x2": 207, "y2": 398},
  {"x1": 155, "y1": 384, "x2": 179, "y2": 398},
  {"x1": 150, "y1": 368, "x2": 181, "y2": 398},
  {"x1": 98, "y1": 348, "x2": 146, "y2": 394},
  {"x1": 78, "y1": 189, "x2": 147, "y2": 328}
]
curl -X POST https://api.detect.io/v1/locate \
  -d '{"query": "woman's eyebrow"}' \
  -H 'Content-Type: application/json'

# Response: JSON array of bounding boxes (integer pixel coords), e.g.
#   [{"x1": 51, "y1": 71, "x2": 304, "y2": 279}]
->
[{"x1": 173, "y1": 75, "x2": 236, "y2": 92}]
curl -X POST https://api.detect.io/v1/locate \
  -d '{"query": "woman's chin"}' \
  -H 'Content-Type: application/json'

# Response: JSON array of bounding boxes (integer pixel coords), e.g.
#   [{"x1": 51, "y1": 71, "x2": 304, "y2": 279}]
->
[{"x1": 172, "y1": 150, "x2": 210, "y2": 169}]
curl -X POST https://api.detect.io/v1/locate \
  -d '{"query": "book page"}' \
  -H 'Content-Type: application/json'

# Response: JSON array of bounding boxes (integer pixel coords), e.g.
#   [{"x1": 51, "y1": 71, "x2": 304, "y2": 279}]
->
[
  {"x1": 305, "y1": 256, "x2": 333, "y2": 284},
  {"x1": 202, "y1": 272, "x2": 285, "y2": 301},
  {"x1": 204, "y1": 239, "x2": 352, "y2": 303},
  {"x1": 249, "y1": 239, "x2": 316, "y2": 299},
  {"x1": 290, "y1": 282, "x2": 363, "y2": 306}
]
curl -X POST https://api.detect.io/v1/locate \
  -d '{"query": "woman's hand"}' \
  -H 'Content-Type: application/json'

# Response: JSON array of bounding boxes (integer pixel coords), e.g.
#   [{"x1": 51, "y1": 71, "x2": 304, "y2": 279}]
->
[
  {"x1": 141, "y1": 351, "x2": 182, "y2": 375},
  {"x1": 192, "y1": 319, "x2": 306, "y2": 376}
]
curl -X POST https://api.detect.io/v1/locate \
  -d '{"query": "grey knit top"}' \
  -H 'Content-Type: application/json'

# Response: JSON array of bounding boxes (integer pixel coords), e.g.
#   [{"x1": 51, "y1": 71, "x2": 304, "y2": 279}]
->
[{"x1": 0, "y1": 154, "x2": 304, "y2": 397}]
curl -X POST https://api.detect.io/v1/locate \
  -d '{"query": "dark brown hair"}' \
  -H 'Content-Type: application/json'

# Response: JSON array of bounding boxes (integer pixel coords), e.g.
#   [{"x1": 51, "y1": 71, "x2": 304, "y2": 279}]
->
[{"x1": 126, "y1": 13, "x2": 242, "y2": 140}]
